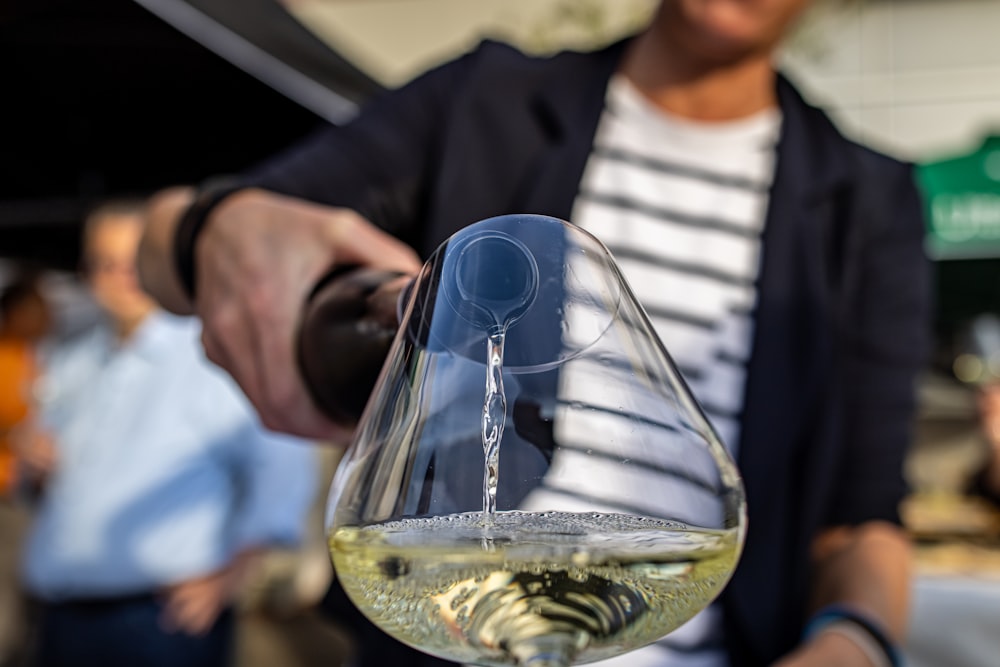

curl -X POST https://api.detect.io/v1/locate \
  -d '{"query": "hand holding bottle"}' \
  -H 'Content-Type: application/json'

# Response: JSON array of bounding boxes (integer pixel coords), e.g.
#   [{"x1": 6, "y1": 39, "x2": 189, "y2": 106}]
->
[{"x1": 140, "y1": 187, "x2": 422, "y2": 439}]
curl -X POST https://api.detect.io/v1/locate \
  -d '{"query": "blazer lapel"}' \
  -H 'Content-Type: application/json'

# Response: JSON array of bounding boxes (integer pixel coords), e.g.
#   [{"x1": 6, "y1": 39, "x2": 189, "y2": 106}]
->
[
  {"x1": 424, "y1": 41, "x2": 625, "y2": 249},
  {"x1": 725, "y1": 75, "x2": 853, "y2": 661},
  {"x1": 517, "y1": 42, "x2": 626, "y2": 218}
]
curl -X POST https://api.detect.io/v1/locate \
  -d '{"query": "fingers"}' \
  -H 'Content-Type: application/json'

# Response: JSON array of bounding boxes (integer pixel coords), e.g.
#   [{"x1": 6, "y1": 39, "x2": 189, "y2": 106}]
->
[
  {"x1": 200, "y1": 269, "x2": 348, "y2": 439},
  {"x1": 160, "y1": 580, "x2": 223, "y2": 637},
  {"x1": 327, "y1": 210, "x2": 423, "y2": 276},
  {"x1": 200, "y1": 275, "x2": 345, "y2": 438},
  {"x1": 200, "y1": 299, "x2": 263, "y2": 418},
  {"x1": 194, "y1": 201, "x2": 293, "y2": 432},
  {"x1": 191, "y1": 191, "x2": 417, "y2": 437},
  {"x1": 247, "y1": 295, "x2": 341, "y2": 437},
  {"x1": 197, "y1": 273, "x2": 270, "y2": 429},
  {"x1": 17, "y1": 431, "x2": 58, "y2": 478}
]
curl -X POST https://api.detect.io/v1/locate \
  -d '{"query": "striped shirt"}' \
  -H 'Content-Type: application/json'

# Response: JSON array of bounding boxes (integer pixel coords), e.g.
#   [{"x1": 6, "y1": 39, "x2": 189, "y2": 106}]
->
[
  {"x1": 570, "y1": 75, "x2": 781, "y2": 666},
  {"x1": 575, "y1": 75, "x2": 781, "y2": 457}
]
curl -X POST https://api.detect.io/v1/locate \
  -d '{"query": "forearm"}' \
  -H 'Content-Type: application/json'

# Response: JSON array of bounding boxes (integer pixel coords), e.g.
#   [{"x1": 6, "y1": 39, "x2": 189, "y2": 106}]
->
[
  {"x1": 139, "y1": 186, "x2": 196, "y2": 315},
  {"x1": 775, "y1": 522, "x2": 911, "y2": 666},
  {"x1": 809, "y1": 520, "x2": 912, "y2": 642}
]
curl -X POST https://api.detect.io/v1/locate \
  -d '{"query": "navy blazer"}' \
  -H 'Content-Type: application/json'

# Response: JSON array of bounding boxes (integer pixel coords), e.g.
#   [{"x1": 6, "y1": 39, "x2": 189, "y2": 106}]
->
[{"x1": 247, "y1": 39, "x2": 931, "y2": 666}]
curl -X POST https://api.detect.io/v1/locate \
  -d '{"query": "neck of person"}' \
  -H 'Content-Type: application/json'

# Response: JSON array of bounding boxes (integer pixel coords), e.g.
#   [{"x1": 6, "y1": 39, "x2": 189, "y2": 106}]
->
[{"x1": 620, "y1": 29, "x2": 780, "y2": 122}]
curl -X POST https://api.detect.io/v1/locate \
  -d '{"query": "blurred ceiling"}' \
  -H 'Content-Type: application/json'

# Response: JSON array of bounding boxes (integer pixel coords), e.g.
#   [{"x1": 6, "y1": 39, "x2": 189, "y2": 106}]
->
[
  {"x1": 0, "y1": 0, "x2": 380, "y2": 270},
  {"x1": 287, "y1": 0, "x2": 657, "y2": 87}
]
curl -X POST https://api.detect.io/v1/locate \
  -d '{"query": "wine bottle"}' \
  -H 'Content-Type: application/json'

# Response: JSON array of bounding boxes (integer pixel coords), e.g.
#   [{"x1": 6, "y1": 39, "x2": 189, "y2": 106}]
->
[
  {"x1": 297, "y1": 267, "x2": 410, "y2": 425},
  {"x1": 297, "y1": 230, "x2": 542, "y2": 427}
]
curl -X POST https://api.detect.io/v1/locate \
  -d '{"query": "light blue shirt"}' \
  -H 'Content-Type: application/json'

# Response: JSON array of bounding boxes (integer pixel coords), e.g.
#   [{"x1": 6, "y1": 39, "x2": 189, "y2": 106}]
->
[{"x1": 24, "y1": 312, "x2": 317, "y2": 600}]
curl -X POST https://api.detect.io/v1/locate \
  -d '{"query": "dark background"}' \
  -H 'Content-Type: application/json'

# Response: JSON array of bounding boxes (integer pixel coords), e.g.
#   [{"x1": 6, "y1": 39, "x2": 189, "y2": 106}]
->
[{"x1": 0, "y1": 0, "x2": 378, "y2": 270}]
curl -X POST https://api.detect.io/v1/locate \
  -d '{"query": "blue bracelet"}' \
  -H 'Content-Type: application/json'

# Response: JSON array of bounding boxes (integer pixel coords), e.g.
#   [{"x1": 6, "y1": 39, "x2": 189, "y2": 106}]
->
[{"x1": 803, "y1": 604, "x2": 902, "y2": 667}]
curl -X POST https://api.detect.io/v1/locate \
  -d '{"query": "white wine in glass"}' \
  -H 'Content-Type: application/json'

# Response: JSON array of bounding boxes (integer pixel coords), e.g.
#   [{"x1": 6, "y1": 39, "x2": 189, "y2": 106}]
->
[{"x1": 326, "y1": 215, "x2": 746, "y2": 667}]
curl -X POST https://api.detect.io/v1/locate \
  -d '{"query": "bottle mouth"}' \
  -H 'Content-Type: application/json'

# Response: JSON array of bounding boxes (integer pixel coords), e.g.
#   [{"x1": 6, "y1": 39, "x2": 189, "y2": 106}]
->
[
  {"x1": 399, "y1": 214, "x2": 622, "y2": 373},
  {"x1": 441, "y1": 230, "x2": 539, "y2": 333}
]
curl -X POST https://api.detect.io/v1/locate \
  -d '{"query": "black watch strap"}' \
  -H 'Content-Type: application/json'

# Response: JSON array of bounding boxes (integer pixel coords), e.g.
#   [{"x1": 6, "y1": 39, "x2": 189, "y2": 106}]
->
[{"x1": 173, "y1": 179, "x2": 246, "y2": 301}]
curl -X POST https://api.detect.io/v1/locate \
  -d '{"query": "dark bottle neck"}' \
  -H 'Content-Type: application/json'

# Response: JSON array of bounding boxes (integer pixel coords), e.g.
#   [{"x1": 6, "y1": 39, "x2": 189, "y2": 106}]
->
[{"x1": 296, "y1": 267, "x2": 409, "y2": 425}]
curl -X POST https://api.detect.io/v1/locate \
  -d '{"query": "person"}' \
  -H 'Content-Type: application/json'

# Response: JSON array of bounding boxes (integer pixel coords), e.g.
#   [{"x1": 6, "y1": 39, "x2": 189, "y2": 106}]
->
[
  {"x1": 0, "y1": 274, "x2": 52, "y2": 497},
  {"x1": 952, "y1": 314, "x2": 1000, "y2": 502},
  {"x1": 972, "y1": 382, "x2": 1000, "y2": 500},
  {"x1": 19, "y1": 200, "x2": 317, "y2": 667},
  {"x1": 138, "y1": 1, "x2": 931, "y2": 666},
  {"x1": 0, "y1": 274, "x2": 52, "y2": 667}
]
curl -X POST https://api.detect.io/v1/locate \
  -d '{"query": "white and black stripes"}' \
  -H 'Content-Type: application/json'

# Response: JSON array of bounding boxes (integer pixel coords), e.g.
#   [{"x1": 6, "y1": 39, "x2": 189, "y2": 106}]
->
[
  {"x1": 572, "y1": 75, "x2": 781, "y2": 456},
  {"x1": 591, "y1": 145, "x2": 772, "y2": 193},
  {"x1": 561, "y1": 75, "x2": 781, "y2": 667}
]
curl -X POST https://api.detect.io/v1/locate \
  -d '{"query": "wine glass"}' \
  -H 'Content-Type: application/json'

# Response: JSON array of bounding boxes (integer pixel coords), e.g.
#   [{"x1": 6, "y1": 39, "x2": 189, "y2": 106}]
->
[{"x1": 326, "y1": 214, "x2": 747, "y2": 667}]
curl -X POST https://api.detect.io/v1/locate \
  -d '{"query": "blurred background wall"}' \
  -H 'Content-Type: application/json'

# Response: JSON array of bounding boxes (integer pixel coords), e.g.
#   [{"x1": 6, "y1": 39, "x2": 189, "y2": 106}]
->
[{"x1": 780, "y1": 0, "x2": 1000, "y2": 161}]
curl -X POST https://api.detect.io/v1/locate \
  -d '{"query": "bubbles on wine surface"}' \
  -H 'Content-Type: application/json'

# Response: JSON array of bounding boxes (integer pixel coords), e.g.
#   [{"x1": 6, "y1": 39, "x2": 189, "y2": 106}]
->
[{"x1": 330, "y1": 511, "x2": 738, "y2": 666}]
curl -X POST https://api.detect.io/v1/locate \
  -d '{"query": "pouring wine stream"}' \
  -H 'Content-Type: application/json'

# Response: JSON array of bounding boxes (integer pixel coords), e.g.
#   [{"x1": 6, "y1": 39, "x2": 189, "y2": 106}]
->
[
  {"x1": 482, "y1": 329, "x2": 506, "y2": 524},
  {"x1": 465, "y1": 236, "x2": 583, "y2": 666},
  {"x1": 442, "y1": 230, "x2": 538, "y2": 527}
]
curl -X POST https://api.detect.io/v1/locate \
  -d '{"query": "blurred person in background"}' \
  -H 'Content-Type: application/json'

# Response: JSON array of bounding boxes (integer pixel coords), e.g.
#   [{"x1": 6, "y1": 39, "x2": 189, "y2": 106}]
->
[
  {"x1": 954, "y1": 313, "x2": 1000, "y2": 502},
  {"x1": 139, "y1": 0, "x2": 931, "y2": 665},
  {"x1": 0, "y1": 274, "x2": 52, "y2": 495},
  {"x1": 973, "y1": 381, "x2": 1000, "y2": 500},
  {"x1": 0, "y1": 274, "x2": 52, "y2": 667},
  {"x1": 18, "y1": 200, "x2": 317, "y2": 667}
]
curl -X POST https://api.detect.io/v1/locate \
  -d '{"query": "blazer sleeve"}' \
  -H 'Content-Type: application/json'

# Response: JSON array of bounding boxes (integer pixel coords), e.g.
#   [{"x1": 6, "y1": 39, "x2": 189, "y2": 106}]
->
[{"x1": 830, "y1": 159, "x2": 932, "y2": 526}]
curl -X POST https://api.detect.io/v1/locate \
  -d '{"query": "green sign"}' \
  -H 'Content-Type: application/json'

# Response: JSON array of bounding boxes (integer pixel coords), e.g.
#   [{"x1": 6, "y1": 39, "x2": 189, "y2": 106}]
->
[{"x1": 917, "y1": 136, "x2": 1000, "y2": 260}]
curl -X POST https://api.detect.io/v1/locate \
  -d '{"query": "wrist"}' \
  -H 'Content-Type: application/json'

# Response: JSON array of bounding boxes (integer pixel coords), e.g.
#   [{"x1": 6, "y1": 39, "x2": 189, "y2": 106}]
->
[
  {"x1": 139, "y1": 186, "x2": 197, "y2": 314},
  {"x1": 795, "y1": 629, "x2": 870, "y2": 666},
  {"x1": 810, "y1": 622, "x2": 887, "y2": 667},
  {"x1": 173, "y1": 178, "x2": 248, "y2": 302},
  {"x1": 803, "y1": 604, "x2": 901, "y2": 667}
]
